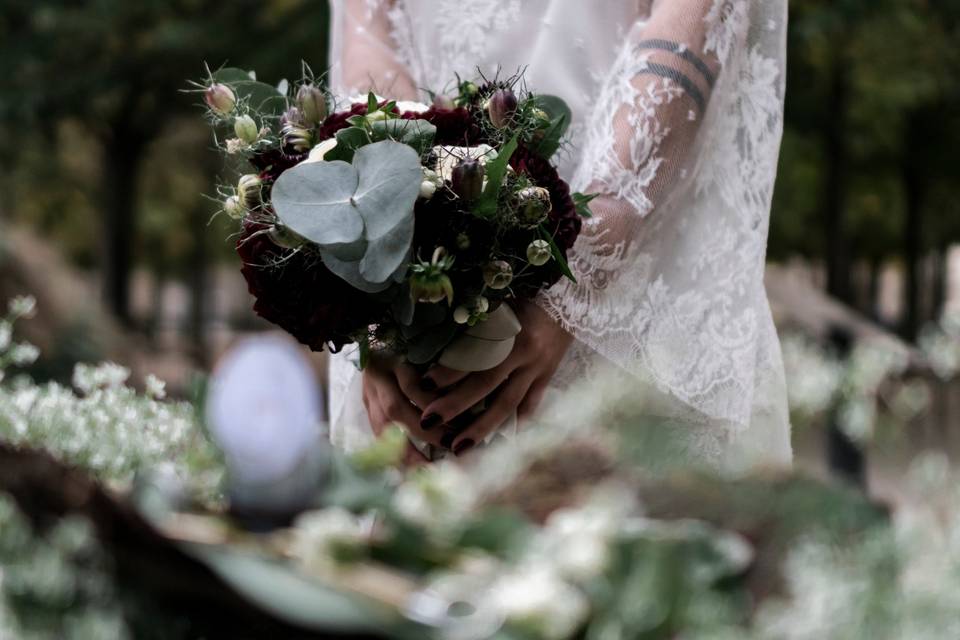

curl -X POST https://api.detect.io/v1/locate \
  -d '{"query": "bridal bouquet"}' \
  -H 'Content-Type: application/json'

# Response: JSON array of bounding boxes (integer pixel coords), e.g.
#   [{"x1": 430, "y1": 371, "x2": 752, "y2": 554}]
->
[{"x1": 199, "y1": 67, "x2": 590, "y2": 372}]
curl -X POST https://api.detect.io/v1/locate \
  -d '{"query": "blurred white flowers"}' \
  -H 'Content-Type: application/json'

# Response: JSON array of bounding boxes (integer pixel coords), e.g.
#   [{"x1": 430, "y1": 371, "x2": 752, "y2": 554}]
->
[
  {"x1": 392, "y1": 462, "x2": 477, "y2": 532},
  {"x1": 291, "y1": 507, "x2": 368, "y2": 574}
]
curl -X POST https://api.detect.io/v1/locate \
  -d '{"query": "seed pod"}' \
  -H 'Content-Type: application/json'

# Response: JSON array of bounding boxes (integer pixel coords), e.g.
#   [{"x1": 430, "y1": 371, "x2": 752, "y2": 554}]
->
[
  {"x1": 419, "y1": 180, "x2": 437, "y2": 200},
  {"x1": 233, "y1": 115, "x2": 259, "y2": 144},
  {"x1": 517, "y1": 186, "x2": 552, "y2": 227},
  {"x1": 237, "y1": 174, "x2": 262, "y2": 210},
  {"x1": 456, "y1": 232, "x2": 471, "y2": 251},
  {"x1": 296, "y1": 84, "x2": 328, "y2": 125},
  {"x1": 223, "y1": 195, "x2": 245, "y2": 220},
  {"x1": 451, "y1": 158, "x2": 485, "y2": 202},
  {"x1": 487, "y1": 89, "x2": 518, "y2": 129},
  {"x1": 453, "y1": 306, "x2": 471, "y2": 324},
  {"x1": 204, "y1": 83, "x2": 236, "y2": 115},
  {"x1": 526, "y1": 239, "x2": 552, "y2": 266},
  {"x1": 483, "y1": 260, "x2": 513, "y2": 290}
]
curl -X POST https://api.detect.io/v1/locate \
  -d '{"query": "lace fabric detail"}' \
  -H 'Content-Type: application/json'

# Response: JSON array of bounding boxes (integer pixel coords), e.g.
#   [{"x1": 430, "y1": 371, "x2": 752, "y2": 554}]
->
[{"x1": 326, "y1": 0, "x2": 792, "y2": 464}]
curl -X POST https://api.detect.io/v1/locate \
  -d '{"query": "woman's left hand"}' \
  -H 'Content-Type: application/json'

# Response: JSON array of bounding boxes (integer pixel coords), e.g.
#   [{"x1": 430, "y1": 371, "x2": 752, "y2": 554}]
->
[{"x1": 418, "y1": 300, "x2": 573, "y2": 456}]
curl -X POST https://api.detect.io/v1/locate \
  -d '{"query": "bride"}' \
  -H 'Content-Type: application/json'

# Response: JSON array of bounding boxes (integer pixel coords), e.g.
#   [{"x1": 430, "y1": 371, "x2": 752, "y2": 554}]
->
[{"x1": 327, "y1": 0, "x2": 792, "y2": 471}]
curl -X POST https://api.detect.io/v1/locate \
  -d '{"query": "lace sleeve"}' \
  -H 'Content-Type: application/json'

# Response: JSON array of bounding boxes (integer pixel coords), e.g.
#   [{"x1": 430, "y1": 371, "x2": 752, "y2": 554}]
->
[
  {"x1": 540, "y1": 0, "x2": 788, "y2": 430},
  {"x1": 328, "y1": 0, "x2": 418, "y2": 99}
]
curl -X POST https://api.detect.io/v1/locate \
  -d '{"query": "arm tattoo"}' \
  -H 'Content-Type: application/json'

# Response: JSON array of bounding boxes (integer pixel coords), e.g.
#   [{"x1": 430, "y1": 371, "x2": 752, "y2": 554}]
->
[{"x1": 636, "y1": 39, "x2": 717, "y2": 88}]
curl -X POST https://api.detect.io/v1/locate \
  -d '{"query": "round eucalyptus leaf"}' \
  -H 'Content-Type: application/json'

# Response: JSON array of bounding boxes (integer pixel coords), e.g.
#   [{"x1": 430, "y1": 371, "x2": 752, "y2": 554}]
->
[
  {"x1": 352, "y1": 141, "x2": 422, "y2": 240},
  {"x1": 271, "y1": 161, "x2": 364, "y2": 247},
  {"x1": 320, "y1": 250, "x2": 395, "y2": 293}
]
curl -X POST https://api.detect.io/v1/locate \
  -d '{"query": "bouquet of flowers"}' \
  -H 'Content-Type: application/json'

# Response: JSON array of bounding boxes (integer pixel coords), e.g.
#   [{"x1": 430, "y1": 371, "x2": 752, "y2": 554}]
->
[{"x1": 198, "y1": 66, "x2": 590, "y2": 374}]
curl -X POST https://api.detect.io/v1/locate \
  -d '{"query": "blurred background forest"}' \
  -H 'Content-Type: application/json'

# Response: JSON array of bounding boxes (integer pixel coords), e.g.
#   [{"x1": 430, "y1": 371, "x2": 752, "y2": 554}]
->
[{"x1": 0, "y1": 0, "x2": 958, "y2": 437}]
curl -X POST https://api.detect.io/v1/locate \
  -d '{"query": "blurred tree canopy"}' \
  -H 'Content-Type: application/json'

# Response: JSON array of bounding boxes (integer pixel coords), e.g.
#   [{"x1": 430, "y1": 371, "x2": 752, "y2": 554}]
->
[
  {"x1": 0, "y1": 0, "x2": 958, "y2": 348},
  {"x1": 0, "y1": 0, "x2": 331, "y2": 327},
  {"x1": 773, "y1": 0, "x2": 960, "y2": 338}
]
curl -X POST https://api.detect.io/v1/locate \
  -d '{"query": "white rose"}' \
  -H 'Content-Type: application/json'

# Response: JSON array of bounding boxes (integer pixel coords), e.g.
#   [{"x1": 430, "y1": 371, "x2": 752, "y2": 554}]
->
[{"x1": 395, "y1": 100, "x2": 430, "y2": 114}]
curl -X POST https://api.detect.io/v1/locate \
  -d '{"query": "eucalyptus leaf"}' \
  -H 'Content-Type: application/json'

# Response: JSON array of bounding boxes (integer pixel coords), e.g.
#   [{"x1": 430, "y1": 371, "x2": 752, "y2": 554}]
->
[
  {"x1": 179, "y1": 542, "x2": 396, "y2": 633},
  {"x1": 273, "y1": 140, "x2": 422, "y2": 290},
  {"x1": 325, "y1": 127, "x2": 369, "y2": 163},
  {"x1": 270, "y1": 161, "x2": 365, "y2": 247},
  {"x1": 214, "y1": 67, "x2": 286, "y2": 115},
  {"x1": 405, "y1": 321, "x2": 459, "y2": 364}
]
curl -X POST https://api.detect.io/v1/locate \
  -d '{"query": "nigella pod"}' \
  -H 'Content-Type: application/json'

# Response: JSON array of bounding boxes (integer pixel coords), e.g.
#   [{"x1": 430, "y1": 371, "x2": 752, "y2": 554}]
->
[
  {"x1": 517, "y1": 186, "x2": 552, "y2": 227},
  {"x1": 268, "y1": 225, "x2": 306, "y2": 249},
  {"x1": 526, "y1": 239, "x2": 552, "y2": 266},
  {"x1": 451, "y1": 158, "x2": 485, "y2": 202},
  {"x1": 483, "y1": 260, "x2": 513, "y2": 290},
  {"x1": 487, "y1": 89, "x2": 518, "y2": 129},
  {"x1": 234, "y1": 115, "x2": 259, "y2": 144},
  {"x1": 296, "y1": 84, "x2": 328, "y2": 125},
  {"x1": 223, "y1": 195, "x2": 245, "y2": 220},
  {"x1": 204, "y1": 83, "x2": 236, "y2": 115},
  {"x1": 237, "y1": 174, "x2": 262, "y2": 210}
]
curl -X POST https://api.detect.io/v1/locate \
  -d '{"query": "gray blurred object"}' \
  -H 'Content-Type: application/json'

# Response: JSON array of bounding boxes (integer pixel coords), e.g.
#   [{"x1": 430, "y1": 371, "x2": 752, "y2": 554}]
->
[{"x1": 205, "y1": 334, "x2": 329, "y2": 527}]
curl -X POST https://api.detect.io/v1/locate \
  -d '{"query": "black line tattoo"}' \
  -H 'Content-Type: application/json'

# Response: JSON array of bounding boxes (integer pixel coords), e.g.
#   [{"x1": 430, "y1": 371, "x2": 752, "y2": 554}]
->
[
  {"x1": 636, "y1": 39, "x2": 717, "y2": 88},
  {"x1": 641, "y1": 62, "x2": 707, "y2": 112}
]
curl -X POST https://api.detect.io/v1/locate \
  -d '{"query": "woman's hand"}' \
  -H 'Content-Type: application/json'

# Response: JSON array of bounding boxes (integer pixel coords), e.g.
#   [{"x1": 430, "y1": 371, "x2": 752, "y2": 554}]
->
[
  {"x1": 418, "y1": 301, "x2": 573, "y2": 456},
  {"x1": 361, "y1": 356, "x2": 446, "y2": 454}
]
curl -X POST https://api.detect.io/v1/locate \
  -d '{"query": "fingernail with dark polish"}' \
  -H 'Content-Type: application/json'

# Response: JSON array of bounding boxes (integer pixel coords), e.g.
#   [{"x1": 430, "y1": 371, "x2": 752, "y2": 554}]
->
[
  {"x1": 440, "y1": 430, "x2": 457, "y2": 449},
  {"x1": 420, "y1": 413, "x2": 442, "y2": 431},
  {"x1": 454, "y1": 439, "x2": 475, "y2": 456},
  {"x1": 419, "y1": 377, "x2": 437, "y2": 392}
]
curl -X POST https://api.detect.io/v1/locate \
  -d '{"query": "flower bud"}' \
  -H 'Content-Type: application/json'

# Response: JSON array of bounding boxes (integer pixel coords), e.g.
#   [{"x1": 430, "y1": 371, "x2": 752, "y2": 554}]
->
[
  {"x1": 420, "y1": 180, "x2": 437, "y2": 200},
  {"x1": 483, "y1": 260, "x2": 513, "y2": 290},
  {"x1": 204, "y1": 83, "x2": 236, "y2": 115},
  {"x1": 487, "y1": 89, "x2": 518, "y2": 129},
  {"x1": 234, "y1": 114, "x2": 259, "y2": 144},
  {"x1": 517, "y1": 186, "x2": 552, "y2": 227},
  {"x1": 453, "y1": 306, "x2": 471, "y2": 324},
  {"x1": 432, "y1": 94, "x2": 455, "y2": 110},
  {"x1": 281, "y1": 106, "x2": 305, "y2": 127},
  {"x1": 223, "y1": 195, "x2": 245, "y2": 220},
  {"x1": 268, "y1": 225, "x2": 306, "y2": 249},
  {"x1": 296, "y1": 84, "x2": 328, "y2": 125},
  {"x1": 462, "y1": 82, "x2": 478, "y2": 97},
  {"x1": 364, "y1": 110, "x2": 389, "y2": 124},
  {"x1": 410, "y1": 273, "x2": 454, "y2": 305},
  {"x1": 237, "y1": 174, "x2": 262, "y2": 210},
  {"x1": 282, "y1": 121, "x2": 313, "y2": 154},
  {"x1": 527, "y1": 239, "x2": 552, "y2": 266},
  {"x1": 451, "y1": 158, "x2": 485, "y2": 202}
]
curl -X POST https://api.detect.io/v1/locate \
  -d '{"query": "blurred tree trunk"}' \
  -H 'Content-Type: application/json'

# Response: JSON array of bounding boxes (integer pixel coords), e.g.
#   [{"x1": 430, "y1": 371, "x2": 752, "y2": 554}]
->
[
  {"x1": 101, "y1": 127, "x2": 146, "y2": 328},
  {"x1": 901, "y1": 112, "x2": 927, "y2": 342},
  {"x1": 867, "y1": 257, "x2": 882, "y2": 322},
  {"x1": 823, "y1": 46, "x2": 853, "y2": 305},
  {"x1": 187, "y1": 159, "x2": 219, "y2": 367}
]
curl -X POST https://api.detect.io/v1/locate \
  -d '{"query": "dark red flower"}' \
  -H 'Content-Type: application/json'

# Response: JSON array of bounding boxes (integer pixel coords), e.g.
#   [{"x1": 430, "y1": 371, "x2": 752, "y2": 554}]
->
[{"x1": 236, "y1": 222, "x2": 385, "y2": 352}]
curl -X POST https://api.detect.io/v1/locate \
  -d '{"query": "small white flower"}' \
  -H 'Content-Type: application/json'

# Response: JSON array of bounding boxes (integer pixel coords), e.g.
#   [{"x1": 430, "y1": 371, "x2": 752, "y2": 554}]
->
[
  {"x1": 9, "y1": 343, "x2": 39, "y2": 366},
  {"x1": 8, "y1": 295, "x2": 37, "y2": 319},
  {"x1": 392, "y1": 462, "x2": 476, "y2": 531},
  {"x1": 487, "y1": 566, "x2": 589, "y2": 640},
  {"x1": 292, "y1": 507, "x2": 368, "y2": 574},
  {"x1": 144, "y1": 374, "x2": 167, "y2": 400}
]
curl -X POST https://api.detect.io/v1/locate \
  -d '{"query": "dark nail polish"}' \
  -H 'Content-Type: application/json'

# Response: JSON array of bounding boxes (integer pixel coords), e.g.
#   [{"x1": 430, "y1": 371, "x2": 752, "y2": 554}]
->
[
  {"x1": 420, "y1": 376, "x2": 438, "y2": 392},
  {"x1": 440, "y1": 430, "x2": 458, "y2": 449},
  {"x1": 421, "y1": 413, "x2": 442, "y2": 431},
  {"x1": 454, "y1": 439, "x2": 475, "y2": 456}
]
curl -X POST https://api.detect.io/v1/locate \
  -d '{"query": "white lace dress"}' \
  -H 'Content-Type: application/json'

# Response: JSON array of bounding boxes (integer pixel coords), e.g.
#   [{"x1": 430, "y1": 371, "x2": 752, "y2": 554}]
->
[{"x1": 327, "y1": 0, "x2": 793, "y2": 471}]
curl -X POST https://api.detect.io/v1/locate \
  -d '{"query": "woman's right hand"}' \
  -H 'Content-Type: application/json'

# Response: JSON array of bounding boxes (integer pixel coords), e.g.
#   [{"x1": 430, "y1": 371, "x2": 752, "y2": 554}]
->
[{"x1": 361, "y1": 355, "x2": 447, "y2": 452}]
